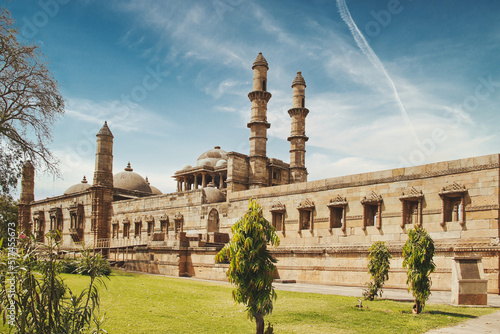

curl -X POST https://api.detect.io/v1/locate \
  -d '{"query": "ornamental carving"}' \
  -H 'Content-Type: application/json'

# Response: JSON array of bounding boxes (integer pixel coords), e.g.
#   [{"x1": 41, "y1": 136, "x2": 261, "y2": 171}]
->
[
  {"x1": 439, "y1": 182, "x2": 467, "y2": 196},
  {"x1": 174, "y1": 212, "x2": 184, "y2": 221},
  {"x1": 361, "y1": 191, "x2": 383, "y2": 204},
  {"x1": 400, "y1": 187, "x2": 424, "y2": 200},
  {"x1": 159, "y1": 214, "x2": 169, "y2": 221},
  {"x1": 145, "y1": 215, "x2": 154, "y2": 223},
  {"x1": 133, "y1": 216, "x2": 142, "y2": 223},
  {"x1": 327, "y1": 195, "x2": 348, "y2": 207},
  {"x1": 297, "y1": 198, "x2": 315, "y2": 210},
  {"x1": 270, "y1": 202, "x2": 286, "y2": 213}
]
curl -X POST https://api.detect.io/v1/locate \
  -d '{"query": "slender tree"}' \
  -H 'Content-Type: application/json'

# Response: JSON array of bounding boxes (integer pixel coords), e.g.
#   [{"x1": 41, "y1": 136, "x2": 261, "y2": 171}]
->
[
  {"x1": 402, "y1": 226, "x2": 436, "y2": 314},
  {"x1": 215, "y1": 200, "x2": 280, "y2": 334},
  {"x1": 0, "y1": 8, "x2": 64, "y2": 194},
  {"x1": 363, "y1": 241, "x2": 392, "y2": 300}
]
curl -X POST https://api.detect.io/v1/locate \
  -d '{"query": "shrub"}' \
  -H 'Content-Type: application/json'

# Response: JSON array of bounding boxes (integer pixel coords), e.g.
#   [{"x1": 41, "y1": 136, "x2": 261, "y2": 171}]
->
[
  {"x1": 402, "y1": 226, "x2": 436, "y2": 314},
  {"x1": 363, "y1": 241, "x2": 392, "y2": 300}
]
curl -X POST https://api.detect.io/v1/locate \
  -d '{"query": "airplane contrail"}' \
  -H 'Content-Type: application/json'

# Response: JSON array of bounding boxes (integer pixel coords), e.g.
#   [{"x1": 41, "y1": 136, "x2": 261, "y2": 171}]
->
[{"x1": 336, "y1": 0, "x2": 419, "y2": 144}]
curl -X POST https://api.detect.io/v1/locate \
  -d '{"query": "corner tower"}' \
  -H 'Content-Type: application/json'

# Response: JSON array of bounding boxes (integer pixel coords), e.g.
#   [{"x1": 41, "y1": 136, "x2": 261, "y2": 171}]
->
[
  {"x1": 18, "y1": 161, "x2": 35, "y2": 232},
  {"x1": 288, "y1": 71, "x2": 309, "y2": 183},
  {"x1": 93, "y1": 121, "x2": 114, "y2": 187},
  {"x1": 91, "y1": 121, "x2": 114, "y2": 245},
  {"x1": 247, "y1": 52, "x2": 272, "y2": 188}
]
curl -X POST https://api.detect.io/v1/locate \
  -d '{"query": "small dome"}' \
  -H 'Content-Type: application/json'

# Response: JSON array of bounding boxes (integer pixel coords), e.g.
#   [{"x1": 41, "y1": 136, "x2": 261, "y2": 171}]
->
[
  {"x1": 195, "y1": 146, "x2": 228, "y2": 167},
  {"x1": 292, "y1": 71, "x2": 306, "y2": 88},
  {"x1": 203, "y1": 185, "x2": 226, "y2": 204},
  {"x1": 180, "y1": 164, "x2": 192, "y2": 170},
  {"x1": 216, "y1": 160, "x2": 227, "y2": 168},
  {"x1": 252, "y1": 52, "x2": 269, "y2": 69},
  {"x1": 114, "y1": 163, "x2": 152, "y2": 194},
  {"x1": 145, "y1": 176, "x2": 162, "y2": 195},
  {"x1": 64, "y1": 176, "x2": 91, "y2": 195},
  {"x1": 150, "y1": 185, "x2": 162, "y2": 195}
]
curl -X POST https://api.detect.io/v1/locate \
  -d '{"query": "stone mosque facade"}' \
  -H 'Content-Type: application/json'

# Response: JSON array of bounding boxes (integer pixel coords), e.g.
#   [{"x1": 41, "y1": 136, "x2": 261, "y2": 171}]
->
[{"x1": 18, "y1": 53, "x2": 500, "y2": 294}]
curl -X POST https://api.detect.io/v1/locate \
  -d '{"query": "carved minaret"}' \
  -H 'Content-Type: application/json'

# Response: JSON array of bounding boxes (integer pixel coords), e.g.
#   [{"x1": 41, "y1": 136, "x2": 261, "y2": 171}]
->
[
  {"x1": 91, "y1": 122, "x2": 114, "y2": 246},
  {"x1": 18, "y1": 161, "x2": 35, "y2": 232},
  {"x1": 93, "y1": 121, "x2": 114, "y2": 187},
  {"x1": 247, "y1": 52, "x2": 271, "y2": 188},
  {"x1": 288, "y1": 71, "x2": 309, "y2": 183}
]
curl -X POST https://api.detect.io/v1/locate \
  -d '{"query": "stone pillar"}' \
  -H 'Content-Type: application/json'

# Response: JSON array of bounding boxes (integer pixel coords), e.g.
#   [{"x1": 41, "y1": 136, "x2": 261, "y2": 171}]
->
[
  {"x1": 219, "y1": 172, "x2": 224, "y2": 189},
  {"x1": 288, "y1": 71, "x2": 309, "y2": 184},
  {"x1": 202, "y1": 173, "x2": 207, "y2": 188},
  {"x1": 248, "y1": 53, "x2": 271, "y2": 189},
  {"x1": 194, "y1": 173, "x2": 198, "y2": 189}
]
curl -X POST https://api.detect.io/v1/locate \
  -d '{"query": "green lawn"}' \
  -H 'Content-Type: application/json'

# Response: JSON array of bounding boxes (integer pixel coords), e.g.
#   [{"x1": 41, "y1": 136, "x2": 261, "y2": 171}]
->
[{"x1": 3, "y1": 270, "x2": 496, "y2": 333}]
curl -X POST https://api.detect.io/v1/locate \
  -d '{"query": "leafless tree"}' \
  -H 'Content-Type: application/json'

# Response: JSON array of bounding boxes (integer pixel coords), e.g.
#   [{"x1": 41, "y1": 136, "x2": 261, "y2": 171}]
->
[{"x1": 0, "y1": 8, "x2": 64, "y2": 194}]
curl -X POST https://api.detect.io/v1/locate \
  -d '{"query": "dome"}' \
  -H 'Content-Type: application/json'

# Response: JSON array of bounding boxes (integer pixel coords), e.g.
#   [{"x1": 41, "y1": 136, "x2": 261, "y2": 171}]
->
[
  {"x1": 64, "y1": 176, "x2": 91, "y2": 195},
  {"x1": 215, "y1": 160, "x2": 227, "y2": 168},
  {"x1": 252, "y1": 52, "x2": 269, "y2": 69},
  {"x1": 114, "y1": 163, "x2": 152, "y2": 194},
  {"x1": 202, "y1": 184, "x2": 226, "y2": 204},
  {"x1": 292, "y1": 71, "x2": 306, "y2": 87},
  {"x1": 195, "y1": 146, "x2": 228, "y2": 167},
  {"x1": 145, "y1": 176, "x2": 162, "y2": 195},
  {"x1": 180, "y1": 164, "x2": 192, "y2": 170}
]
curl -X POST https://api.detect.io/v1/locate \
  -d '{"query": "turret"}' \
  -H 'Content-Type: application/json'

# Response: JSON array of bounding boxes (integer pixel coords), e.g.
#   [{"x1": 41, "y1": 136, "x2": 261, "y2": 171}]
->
[
  {"x1": 288, "y1": 71, "x2": 309, "y2": 183},
  {"x1": 93, "y1": 121, "x2": 114, "y2": 187},
  {"x1": 247, "y1": 53, "x2": 272, "y2": 188}
]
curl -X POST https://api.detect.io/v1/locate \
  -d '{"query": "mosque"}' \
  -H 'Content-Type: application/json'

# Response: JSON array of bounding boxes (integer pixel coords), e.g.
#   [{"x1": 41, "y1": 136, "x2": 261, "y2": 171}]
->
[{"x1": 18, "y1": 53, "x2": 500, "y2": 295}]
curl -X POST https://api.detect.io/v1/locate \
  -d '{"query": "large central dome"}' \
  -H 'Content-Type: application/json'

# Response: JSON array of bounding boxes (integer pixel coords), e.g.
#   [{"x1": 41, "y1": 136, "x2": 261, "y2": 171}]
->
[
  {"x1": 114, "y1": 163, "x2": 152, "y2": 194},
  {"x1": 195, "y1": 146, "x2": 228, "y2": 168}
]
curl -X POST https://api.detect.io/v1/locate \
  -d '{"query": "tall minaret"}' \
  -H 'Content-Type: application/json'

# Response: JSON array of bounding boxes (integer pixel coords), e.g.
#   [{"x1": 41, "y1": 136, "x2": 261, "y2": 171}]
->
[
  {"x1": 91, "y1": 121, "x2": 114, "y2": 245},
  {"x1": 288, "y1": 71, "x2": 309, "y2": 183},
  {"x1": 247, "y1": 52, "x2": 272, "y2": 188},
  {"x1": 93, "y1": 121, "x2": 114, "y2": 187},
  {"x1": 18, "y1": 161, "x2": 35, "y2": 232}
]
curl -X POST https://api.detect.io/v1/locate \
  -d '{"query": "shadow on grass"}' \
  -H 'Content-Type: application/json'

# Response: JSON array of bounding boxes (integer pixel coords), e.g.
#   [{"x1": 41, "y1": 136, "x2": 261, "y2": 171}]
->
[{"x1": 427, "y1": 310, "x2": 477, "y2": 319}]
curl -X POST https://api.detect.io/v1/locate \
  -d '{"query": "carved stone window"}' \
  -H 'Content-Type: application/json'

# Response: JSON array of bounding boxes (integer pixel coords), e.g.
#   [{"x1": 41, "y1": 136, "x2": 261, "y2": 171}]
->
[
  {"x1": 68, "y1": 203, "x2": 84, "y2": 242},
  {"x1": 327, "y1": 195, "x2": 348, "y2": 232},
  {"x1": 49, "y1": 207, "x2": 63, "y2": 239},
  {"x1": 439, "y1": 183, "x2": 467, "y2": 227},
  {"x1": 134, "y1": 217, "x2": 142, "y2": 238},
  {"x1": 123, "y1": 219, "x2": 130, "y2": 238},
  {"x1": 160, "y1": 215, "x2": 169, "y2": 235},
  {"x1": 112, "y1": 222, "x2": 119, "y2": 239},
  {"x1": 146, "y1": 216, "x2": 154, "y2": 236},
  {"x1": 270, "y1": 202, "x2": 286, "y2": 232},
  {"x1": 297, "y1": 199, "x2": 315, "y2": 231},
  {"x1": 33, "y1": 210, "x2": 45, "y2": 242},
  {"x1": 174, "y1": 212, "x2": 184, "y2": 234},
  {"x1": 361, "y1": 192, "x2": 383, "y2": 230},
  {"x1": 399, "y1": 187, "x2": 424, "y2": 228}
]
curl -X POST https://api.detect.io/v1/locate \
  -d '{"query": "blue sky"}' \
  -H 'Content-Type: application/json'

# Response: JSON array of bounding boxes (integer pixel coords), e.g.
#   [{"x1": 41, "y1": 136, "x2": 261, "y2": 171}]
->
[{"x1": 6, "y1": 0, "x2": 500, "y2": 199}]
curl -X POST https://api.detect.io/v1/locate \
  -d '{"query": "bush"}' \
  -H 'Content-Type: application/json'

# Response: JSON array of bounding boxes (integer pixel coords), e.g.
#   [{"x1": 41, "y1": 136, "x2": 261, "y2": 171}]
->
[
  {"x1": 60, "y1": 258, "x2": 80, "y2": 274},
  {"x1": 402, "y1": 226, "x2": 436, "y2": 314},
  {"x1": 60, "y1": 255, "x2": 111, "y2": 276},
  {"x1": 363, "y1": 241, "x2": 392, "y2": 300},
  {"x1": 0, "y1": 232, "x2": 108, "y2": 333}
]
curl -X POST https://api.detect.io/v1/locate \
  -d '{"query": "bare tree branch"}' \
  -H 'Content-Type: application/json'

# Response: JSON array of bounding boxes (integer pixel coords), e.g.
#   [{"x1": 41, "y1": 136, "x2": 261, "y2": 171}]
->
[{"x1": 0, "y1": 8, "x2": 64, "y2": 194}]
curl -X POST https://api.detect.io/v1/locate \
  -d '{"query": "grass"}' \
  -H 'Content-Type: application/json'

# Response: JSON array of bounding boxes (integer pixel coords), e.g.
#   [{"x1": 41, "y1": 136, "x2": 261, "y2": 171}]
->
[{"x1": 3, "y1": 269, "x2": 497, "y2": 333}]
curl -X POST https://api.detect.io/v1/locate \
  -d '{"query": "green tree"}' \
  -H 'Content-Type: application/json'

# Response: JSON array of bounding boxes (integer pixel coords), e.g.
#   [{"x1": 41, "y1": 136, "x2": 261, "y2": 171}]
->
[
  {"x1": 0, "y1": 232, "x2": 108, "y2": 333},
  {"x1": 215, "y1": 200, "x2": 280, "y2": 334},
  {"x1": 363, "y1": 241, "x2": 392, "y2": 300},
  {"x1": 0, "y1": 195, "x2": 18, "y2": 248},
  {"x1": 0, "y1": 8, "x2": 64, "y2": 194},
  {"x1": 402, "y1": 226, "x2": 436, "y2": 314}
]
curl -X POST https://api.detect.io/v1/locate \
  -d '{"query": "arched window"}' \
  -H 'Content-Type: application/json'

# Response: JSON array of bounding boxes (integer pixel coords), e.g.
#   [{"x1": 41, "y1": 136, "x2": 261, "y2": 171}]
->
[
  {"x1": 207, "y1": 208, "x2": 219, "y2": 233},
  {"x1": 301, "y1": 97, "x2": 305, "y2": 108},
  {"x1": 262, "y1": 79, "x2": 267, "y2": 91}
]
